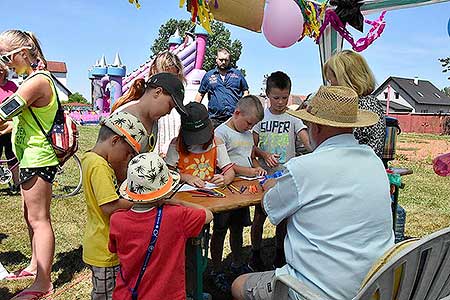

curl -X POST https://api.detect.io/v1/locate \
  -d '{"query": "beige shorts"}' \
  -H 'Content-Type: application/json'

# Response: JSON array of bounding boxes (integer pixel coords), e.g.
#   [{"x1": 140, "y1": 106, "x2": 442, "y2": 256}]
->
[{"x1": 243, "y1": 271, "x2": 276, "y2": 300}]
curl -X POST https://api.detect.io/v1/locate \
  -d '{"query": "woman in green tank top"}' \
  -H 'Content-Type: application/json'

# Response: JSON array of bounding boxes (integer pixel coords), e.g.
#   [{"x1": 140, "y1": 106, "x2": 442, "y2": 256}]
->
[{"x1": 0, "y1": 30, "x2": 57, "y2": 298}]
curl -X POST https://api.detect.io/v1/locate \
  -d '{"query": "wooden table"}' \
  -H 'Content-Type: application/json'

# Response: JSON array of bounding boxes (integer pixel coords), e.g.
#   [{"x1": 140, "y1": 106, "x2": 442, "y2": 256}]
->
[{"x1": 173, "y1": 179, "x2": 264, "y2": 300}]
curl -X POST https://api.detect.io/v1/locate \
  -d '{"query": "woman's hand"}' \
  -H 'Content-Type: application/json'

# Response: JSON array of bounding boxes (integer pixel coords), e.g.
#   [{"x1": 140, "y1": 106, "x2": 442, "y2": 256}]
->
[
  {"x1": 0, "y1": 121, "x2": 12, "y2": 135},
  {"x1": 184, "y1": 174, "x2": 205, "y2": 187},
  {"x1": 209, "y1": 174, "x2": 225, "y2": 186}
]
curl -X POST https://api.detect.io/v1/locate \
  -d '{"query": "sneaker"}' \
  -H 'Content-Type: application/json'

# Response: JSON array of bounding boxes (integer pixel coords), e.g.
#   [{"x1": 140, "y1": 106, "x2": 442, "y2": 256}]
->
[
  {"x1": 230, "y1": 264, "x2": 253, "y2": 276},
  {"x1": 211, "y1": 272, "x2": 230, "y2": 294},
  {"x1": 248, "y1": 254, "x2": 265, "y2": 272}
]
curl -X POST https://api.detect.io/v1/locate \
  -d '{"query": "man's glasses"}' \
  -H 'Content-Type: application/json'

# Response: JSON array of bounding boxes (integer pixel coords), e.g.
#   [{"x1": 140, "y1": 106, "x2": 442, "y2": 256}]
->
[{"x1": 0, "y1": 46, "x2": 31, "y2": 64}]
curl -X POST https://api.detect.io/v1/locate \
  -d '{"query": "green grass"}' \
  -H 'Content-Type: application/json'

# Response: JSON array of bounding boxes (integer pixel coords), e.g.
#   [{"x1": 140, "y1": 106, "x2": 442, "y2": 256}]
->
[{"x1": 0, "y1": 129, "x2": 449, "y2": 299}]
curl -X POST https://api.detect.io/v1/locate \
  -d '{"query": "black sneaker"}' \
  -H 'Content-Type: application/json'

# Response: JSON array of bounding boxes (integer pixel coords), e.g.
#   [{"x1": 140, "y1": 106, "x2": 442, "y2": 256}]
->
[
  {"x1": 248, "y1": 254, "x2": 265, "y2": 272},
  {"x1": 211, "y1": 272, "x2": 230, "y2": 294},
  {"x1": 230, "y1": 264, "x2": 253, "y2": 276}
]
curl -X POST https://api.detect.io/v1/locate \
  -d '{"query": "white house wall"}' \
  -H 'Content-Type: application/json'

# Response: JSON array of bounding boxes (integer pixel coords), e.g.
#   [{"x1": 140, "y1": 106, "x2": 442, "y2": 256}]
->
[{"x1": 376, "y1": 86, "x2": 415, "y2": 112}]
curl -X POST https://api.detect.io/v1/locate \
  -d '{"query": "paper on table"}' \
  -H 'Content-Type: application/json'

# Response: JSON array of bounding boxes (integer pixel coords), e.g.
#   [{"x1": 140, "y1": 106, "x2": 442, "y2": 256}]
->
[
  {"x1": 178, "y1": 182, "x2": 219, "y2": 192},
  {"x1": 238, "y1": 175, "x2": 265, "y2": 181}
]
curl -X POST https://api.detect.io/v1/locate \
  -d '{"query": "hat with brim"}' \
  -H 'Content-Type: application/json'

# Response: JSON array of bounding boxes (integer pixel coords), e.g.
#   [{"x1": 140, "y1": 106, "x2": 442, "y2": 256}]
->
[
  {"x1": 287, "y1": 85, "x2": 379, "y2": 128},
  {"x1": 119, "y1": 153, "x2": 181, "y2": 203},
  {"x1": 181, "y1": 102, "x2": 213, "y2": 145}
]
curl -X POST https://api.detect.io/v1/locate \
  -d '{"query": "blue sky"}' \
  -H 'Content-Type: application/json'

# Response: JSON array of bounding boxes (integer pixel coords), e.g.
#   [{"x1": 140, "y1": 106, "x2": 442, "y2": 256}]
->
[{"x1": 2, "y1": 1, "x2": 449, "y2": 99}]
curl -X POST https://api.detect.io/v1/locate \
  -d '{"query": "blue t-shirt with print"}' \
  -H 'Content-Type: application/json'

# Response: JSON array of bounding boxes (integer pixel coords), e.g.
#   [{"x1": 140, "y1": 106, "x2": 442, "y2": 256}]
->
[{"x1": 198, "y1": 67, "x2": 249, "y2": 119}]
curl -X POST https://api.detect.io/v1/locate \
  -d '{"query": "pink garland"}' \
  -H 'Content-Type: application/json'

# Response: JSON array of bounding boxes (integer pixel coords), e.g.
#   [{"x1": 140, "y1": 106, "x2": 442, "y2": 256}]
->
[{"x1": 316, "y1": 9, "x2": 387, "y2": 52}]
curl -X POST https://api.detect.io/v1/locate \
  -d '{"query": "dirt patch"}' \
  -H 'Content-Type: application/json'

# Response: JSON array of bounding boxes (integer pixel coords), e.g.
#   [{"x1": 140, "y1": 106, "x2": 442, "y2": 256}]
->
[{"x1": 397, "y1": 139, "x2": 450, "y2": 161}]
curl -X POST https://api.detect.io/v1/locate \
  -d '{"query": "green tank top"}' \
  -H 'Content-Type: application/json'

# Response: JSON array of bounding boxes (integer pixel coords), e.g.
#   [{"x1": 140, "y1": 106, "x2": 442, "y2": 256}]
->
[{"x1": 12, "y1": 71, "x2": 59, "y2": 168}]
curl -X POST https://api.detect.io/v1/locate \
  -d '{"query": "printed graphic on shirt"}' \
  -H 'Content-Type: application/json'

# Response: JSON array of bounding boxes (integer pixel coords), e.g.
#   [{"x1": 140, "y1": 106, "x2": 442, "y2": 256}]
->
[
  {"x1": 259, "y1": 120, "x2": 293, "y2": 164},
  {"x1": 15, "y1": 125, "x2": 26, "y2": 146},
  {"x1": 186, "y1": 154, "x2": 214, "y2": 180}
]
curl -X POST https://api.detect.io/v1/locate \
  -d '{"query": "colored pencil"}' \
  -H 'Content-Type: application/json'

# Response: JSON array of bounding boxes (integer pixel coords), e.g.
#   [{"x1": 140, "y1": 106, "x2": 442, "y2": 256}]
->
[
  {"x1": 229, "y1": 184, "x2": 240, "y2": 193},
  {"x1": 226, "y1": 185, "x2": 235, "y2": 194}
]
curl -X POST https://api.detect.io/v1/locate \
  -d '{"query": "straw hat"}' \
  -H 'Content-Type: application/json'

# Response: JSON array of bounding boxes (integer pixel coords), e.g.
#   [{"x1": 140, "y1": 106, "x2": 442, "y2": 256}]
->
[
  {"x1": 101, "y1": 111, "x2": 149, "y2": 153},
  {"x1": 119, "y1": 152, "x2": 180, "y2": 203},
  {"x1": 287, "y1": 86, "x2": 379, "y2": 128}
]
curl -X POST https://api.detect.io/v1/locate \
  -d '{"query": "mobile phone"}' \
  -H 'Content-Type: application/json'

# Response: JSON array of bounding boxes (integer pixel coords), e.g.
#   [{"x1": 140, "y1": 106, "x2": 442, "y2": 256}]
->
[{"x1": 0, "y1": 94, "x2": 26, "y2": 120}]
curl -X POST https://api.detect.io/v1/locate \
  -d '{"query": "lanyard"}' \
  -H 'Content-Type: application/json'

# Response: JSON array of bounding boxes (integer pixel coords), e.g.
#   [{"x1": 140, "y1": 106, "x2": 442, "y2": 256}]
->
[{"x1": 127, "y1": 206, "x2": 163, "y2": 300}]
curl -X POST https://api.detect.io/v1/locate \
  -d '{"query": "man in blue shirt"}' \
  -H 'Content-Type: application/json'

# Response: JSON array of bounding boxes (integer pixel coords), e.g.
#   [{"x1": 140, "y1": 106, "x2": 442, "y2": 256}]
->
[
  {"x1": 231, "y1": 86, "x2": 394, "y2": 300},
  {"x1": 195, "y1": 48, "x2": 249, "y2": 128}
]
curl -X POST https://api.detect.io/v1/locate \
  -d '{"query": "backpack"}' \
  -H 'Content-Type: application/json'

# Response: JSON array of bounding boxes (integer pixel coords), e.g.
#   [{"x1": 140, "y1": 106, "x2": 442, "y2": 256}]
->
[{"x1": 28, "y1": 72, "x2": 79, "y2": 166}]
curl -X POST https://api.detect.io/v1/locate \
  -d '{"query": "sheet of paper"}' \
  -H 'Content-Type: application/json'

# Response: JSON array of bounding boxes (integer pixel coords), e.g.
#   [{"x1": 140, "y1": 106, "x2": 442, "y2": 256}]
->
[
  {"x1": 238, "y1": 175, "x2": 265, "y2": 181},
  {"x1": 178, "y1": 182, "x2": 219, "y2": 192}
]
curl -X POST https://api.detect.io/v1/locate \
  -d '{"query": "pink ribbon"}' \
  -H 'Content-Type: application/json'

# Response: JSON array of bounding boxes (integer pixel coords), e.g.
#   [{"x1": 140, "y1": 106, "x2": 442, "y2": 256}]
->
[{"x1": 317, "y1": 9, "x2": 387, "y2": 52}]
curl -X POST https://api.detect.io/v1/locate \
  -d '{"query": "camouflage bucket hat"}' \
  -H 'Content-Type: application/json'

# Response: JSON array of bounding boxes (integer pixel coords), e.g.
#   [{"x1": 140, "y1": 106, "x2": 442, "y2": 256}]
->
[
  {"x1": 119, "y1": 152, "x2": 181, "y2": 203},
  {"x1": 101, "y1": 111, "x2": 149, "y2": 153}
]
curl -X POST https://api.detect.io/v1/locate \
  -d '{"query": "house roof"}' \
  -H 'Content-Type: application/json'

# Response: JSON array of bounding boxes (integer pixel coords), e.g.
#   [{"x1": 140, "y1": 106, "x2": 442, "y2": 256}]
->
[
  {"x1": 374, "y1": 76, "x2": 450, "y2": 106},
  {"x1": 47, "y1": 61, "x2": 67, "y2": 73}
]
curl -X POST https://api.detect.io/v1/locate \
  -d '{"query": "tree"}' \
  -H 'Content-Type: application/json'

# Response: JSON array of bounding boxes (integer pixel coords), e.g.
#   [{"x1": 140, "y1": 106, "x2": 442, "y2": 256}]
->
[
  {"x1": 442, "y1": 87, "x2": 450, "y2": 97},
  {"x1": 150, "y1": 19, "x2": 244, "y2": 72},
  {"x1": 439, "y1": 57, "x2": 450, "y2": 80},
  {"x1": 68, "y1": 92, "x2": 89, "y2": 104}
]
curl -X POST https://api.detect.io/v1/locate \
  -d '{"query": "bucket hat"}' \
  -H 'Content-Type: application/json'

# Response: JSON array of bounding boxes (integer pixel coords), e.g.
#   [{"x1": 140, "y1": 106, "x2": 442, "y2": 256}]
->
[
  {"x1": 287, "y1": 85, "x2": 379, "y2": 128},
  {"x1": 119, "y1": 152, "x2": 180, "y2": 203},
  {"x1": 101, "y1": 111, "x2": 149, "y2": 153}
]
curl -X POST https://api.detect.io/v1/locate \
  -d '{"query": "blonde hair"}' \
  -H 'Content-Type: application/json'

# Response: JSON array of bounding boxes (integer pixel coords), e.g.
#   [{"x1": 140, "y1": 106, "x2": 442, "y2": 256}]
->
[
  {"x1": 323, "y1": 50, "x2": 375, "y2": 97},
  {"x1": 0, "y1": 30, "x2": 47, "y2": 68},
  {"x1": 111, "y1": 51, "x2": 185, "y2": 112},
  {"x1": 237, "y1": 95, "x2": 264, "y2": 121}
]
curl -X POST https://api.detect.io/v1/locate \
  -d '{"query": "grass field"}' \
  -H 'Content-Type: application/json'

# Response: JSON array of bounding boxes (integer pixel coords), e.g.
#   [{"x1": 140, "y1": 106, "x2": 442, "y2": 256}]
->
[{"x1": 0, "y1": 126, "x2": 449, "y2": 299}]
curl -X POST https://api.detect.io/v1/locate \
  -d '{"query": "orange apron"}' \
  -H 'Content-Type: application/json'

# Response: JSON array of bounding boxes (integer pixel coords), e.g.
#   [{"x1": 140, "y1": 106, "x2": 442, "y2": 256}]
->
[{"x1": 178, "y1": 143, "x2": 217, "y2": 181}]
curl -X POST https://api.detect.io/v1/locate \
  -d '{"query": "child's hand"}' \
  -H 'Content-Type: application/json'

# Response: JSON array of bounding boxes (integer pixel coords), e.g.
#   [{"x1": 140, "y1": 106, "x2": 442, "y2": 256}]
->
[
  {"x1": 185, "y1": 175, "x2": 205, "y2": 187},
  {"x1": 209, "y1": 174, "x2": 225, "y2": 186},
  {"x1": 252, "y1": 167, "x2": 267, "y2": 177},
  {"x1": 264, "y1": 153, "x2": 280, "y2": 168}
]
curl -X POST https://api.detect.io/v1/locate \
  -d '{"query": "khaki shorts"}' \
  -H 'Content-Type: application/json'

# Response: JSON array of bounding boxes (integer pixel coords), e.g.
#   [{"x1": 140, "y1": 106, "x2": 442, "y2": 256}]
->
[{"x1": 243, "y1": 271, "x2": 276, "y2": 300}]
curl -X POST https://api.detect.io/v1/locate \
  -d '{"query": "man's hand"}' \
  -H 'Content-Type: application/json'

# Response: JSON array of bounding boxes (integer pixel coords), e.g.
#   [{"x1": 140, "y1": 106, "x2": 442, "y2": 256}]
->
[
  {"x1": 263, "y1": 153, "x2": 280, "y2": 168},
  {"x1": 262, "y1": 178, "x2": 277, "y2": 191}
]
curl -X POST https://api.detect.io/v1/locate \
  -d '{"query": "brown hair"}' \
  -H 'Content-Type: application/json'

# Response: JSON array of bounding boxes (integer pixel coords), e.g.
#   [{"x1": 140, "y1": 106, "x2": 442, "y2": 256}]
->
[
  {"x1": 323, "y1": 50, "x2": 375, "y2": 97},
  {"x1": 236, "y1": 95, "x2": 264, "y2": 121},
  {"x1": 0, "y1": 30, "x2": 47, "y2": 68},
  {"x1": 177, "y1": 122, "x2": 214, "y2": 156},
  {"x1": 111, "y1": 51, "x2": 185, "y2": 112}
]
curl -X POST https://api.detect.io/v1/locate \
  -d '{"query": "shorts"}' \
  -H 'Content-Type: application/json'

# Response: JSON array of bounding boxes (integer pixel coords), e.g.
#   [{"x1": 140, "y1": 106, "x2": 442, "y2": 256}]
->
[
  {"x1": 243, "y1": 271, "x2": 276, "y2": 300},
  {"x1": 89, "y1": 265, "x2": 119, "y2": 300},
  {"x1": 19, "y1": 166, "x2": 58, "y2": 185},
  {"x1": 213, "y1": 207, "x2": 252, "y2": 233}
]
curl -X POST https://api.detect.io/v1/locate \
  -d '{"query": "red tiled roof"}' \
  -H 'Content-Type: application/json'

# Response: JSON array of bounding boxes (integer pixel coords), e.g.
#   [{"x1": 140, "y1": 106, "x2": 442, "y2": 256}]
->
[{"x1": 47, "y1": 61, "x2": 67, "y2": 73}]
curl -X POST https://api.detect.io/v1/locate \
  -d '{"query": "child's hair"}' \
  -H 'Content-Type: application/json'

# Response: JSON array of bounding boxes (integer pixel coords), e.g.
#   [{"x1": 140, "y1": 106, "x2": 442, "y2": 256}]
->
[
  {"x1": 111, "y1": 51, "x2": 184, "y2": 112},
  {"x1": 323, "y1": 50, "x2": 375, "y2": 97},
  {"x1": 0, "y1": 30, "x2": 47, "y2": 68},
  {"x1": 177, "y1": 121, "x2": 214, "y2": 156},
  {"x1": 96, "y1": 125, "x2": 118, "y2": 143},
  {"x1": 266, "y1": 71, "x2": 292, "y2": 95},
  {"x1": 236, "y1": 95, "x2": 264, "y2": 122}
]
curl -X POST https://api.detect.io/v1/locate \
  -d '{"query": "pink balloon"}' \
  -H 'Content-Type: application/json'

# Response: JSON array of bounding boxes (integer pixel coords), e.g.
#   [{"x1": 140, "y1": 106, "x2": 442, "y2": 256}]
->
[{"x1": 263, "y1": 0, "x2": 304, "y2": 48}]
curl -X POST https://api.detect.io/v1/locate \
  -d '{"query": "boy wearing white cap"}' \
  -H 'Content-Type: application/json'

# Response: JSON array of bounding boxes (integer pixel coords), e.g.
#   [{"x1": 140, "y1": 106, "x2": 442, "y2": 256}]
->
[
  {"x1": 82, "y1": 111, "x2": 149, "y2": 300},
  {"x1": 109, "y1": 152, "x2": 213, "y2": 300}
]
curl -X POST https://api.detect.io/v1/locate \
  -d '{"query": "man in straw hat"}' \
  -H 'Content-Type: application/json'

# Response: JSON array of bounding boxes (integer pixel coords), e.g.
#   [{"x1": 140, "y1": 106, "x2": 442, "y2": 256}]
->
[
  {"x1": 232, "y1": 86, "x2": 394, "y2": 300},
  {"x1": 109, "y1": 152, "x2": 213, "y2": 300}
]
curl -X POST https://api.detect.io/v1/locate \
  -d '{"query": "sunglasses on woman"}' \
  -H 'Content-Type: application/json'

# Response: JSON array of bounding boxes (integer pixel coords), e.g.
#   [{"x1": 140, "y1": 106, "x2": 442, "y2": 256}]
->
[{"x1": 0, "y1": 46, "x2": 31, "y2": 64}]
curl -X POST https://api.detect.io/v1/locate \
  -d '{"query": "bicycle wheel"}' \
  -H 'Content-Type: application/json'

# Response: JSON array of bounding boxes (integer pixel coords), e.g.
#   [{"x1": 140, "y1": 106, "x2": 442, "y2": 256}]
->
[{"x1": 52, "y1": 154, "x2": 83, "y2": 198}]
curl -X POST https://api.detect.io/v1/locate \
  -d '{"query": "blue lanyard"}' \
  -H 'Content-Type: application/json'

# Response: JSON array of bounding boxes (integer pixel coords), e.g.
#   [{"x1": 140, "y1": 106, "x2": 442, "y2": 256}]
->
[{"x1": 129, "y1": 206, "x2": 163, "y2": 300}]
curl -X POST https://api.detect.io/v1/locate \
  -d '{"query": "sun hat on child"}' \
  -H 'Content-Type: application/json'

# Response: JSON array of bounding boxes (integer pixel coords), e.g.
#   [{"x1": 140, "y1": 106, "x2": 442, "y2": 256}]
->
[
  {"x1": 180, "y1": 102, "x2": 213, "y2": 145},
  {"x1": 119, "y1": 152, "x2": 180, "y2": 203},
  {"x1": 287, "y1": 85, "x2": 379, "y2": 128},
  {"x1": 101, "y1": 111, "x2": 149, "y2": 153}
]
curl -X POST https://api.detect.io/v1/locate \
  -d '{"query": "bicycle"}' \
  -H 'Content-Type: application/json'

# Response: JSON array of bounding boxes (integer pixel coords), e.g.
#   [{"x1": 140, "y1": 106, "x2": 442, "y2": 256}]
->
[{"x1": 0, "y1": 154, "x2": 83, "y2": 198}]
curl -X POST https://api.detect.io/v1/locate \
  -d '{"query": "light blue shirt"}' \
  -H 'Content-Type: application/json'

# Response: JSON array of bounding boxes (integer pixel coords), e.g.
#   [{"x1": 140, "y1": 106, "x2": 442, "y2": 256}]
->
[{"x1": 263, "y1": 133, "x2": 394, "y2": 300}]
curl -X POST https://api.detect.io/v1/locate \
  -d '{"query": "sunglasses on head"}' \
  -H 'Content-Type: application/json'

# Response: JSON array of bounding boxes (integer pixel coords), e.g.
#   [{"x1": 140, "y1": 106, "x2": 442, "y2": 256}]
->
[{"x1": 0, "y1": 46, "x2": 31, "y2": 64}]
